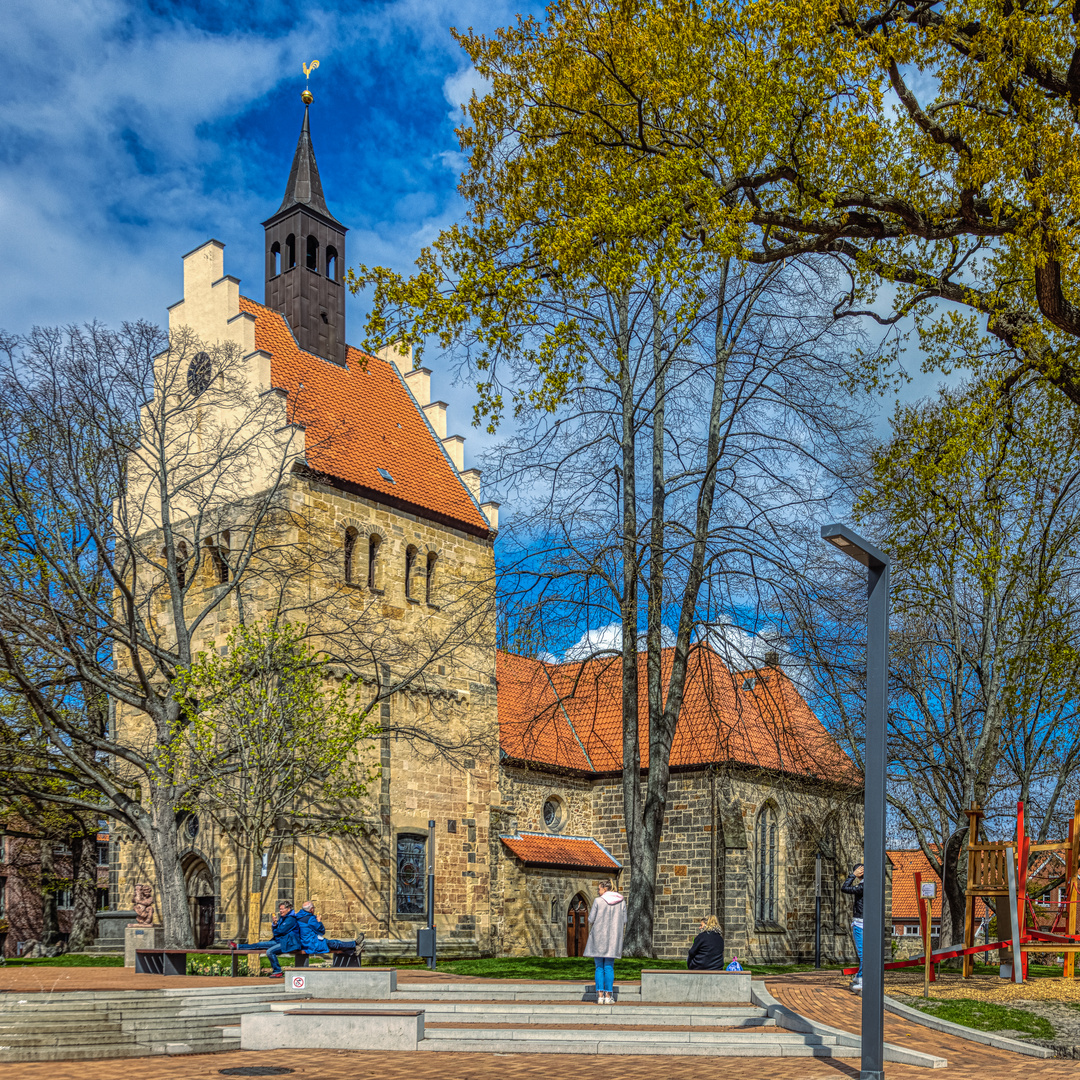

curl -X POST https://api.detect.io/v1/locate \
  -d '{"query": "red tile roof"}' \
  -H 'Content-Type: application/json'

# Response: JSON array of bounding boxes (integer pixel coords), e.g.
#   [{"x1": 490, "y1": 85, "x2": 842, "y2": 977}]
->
[
  {"x1": 497, "y1": 648, "x2": 859, "y2": 782},
  {"x1": 889, "y1": 850, "x2": 990, "y2": 921},
  {"x1": 500, "y1": 833, "x2": 621, "y2": 872},
  {"x1": 238, "y1": 296, "x2": 490, "y2": 534}
]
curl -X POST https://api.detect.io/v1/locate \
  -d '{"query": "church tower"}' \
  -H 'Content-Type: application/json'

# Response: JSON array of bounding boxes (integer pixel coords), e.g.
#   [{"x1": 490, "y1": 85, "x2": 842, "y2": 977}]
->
[{"x1": 263, "y1": 94, "x2": 347, "y2": 365}]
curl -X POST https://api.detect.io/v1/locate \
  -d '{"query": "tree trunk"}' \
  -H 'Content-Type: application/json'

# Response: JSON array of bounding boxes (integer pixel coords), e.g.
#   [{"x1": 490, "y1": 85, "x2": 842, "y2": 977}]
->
[
  {"x1": 614, "y1": 290, "x2": 652, "y2": 958},
  {"x1": 66, "y1": 830, "x2": 100, "y2": 952},
  {"x1": 939, "y1": 826, "x2": 968, "y2": 954},
  {"x1": 150, "y1": 795, "x2": 194, "y2": 948},
  {"x1": 39, "y1": 841, "x2": 61, "y2": 946}
]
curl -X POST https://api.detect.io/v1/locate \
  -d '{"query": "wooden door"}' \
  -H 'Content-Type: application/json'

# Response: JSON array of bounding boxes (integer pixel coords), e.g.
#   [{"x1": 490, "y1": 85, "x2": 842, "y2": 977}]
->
[
  {"x1": 566, "y1": 895, "x2": 589, "y2": 956},
  {"x1": 197, "y1": 897, "x2": 215, "y2": 948}
]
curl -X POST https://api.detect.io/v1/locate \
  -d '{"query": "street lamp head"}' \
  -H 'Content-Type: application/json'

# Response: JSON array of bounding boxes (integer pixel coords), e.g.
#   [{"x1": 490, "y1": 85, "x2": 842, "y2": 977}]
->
[{"x1": 820, "y1": 523, "x2": 889, "y2": 570}]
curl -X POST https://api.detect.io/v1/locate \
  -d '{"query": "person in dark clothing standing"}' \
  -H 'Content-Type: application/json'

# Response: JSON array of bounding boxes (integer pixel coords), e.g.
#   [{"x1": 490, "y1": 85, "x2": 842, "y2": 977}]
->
[
  {"x1": 841, "y1": 864, "x2": 865, "y2": 993},
  {"x1": 687, "y1": 915, "x2": 726, "y2": 970}
]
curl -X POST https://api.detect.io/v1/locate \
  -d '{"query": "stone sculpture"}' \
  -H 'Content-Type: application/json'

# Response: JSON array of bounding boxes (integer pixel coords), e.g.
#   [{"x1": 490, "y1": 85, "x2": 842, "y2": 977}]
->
[{"x1": 133, "y1": 883, "x2": 155, "y2": 926}]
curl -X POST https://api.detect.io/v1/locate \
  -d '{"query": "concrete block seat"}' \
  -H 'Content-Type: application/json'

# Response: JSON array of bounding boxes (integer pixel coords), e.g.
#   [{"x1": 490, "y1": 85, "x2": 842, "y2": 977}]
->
[
  {"x1": 285, "y1": 966, "x2": 396, "y2": 997},
  {"x1": 639, "y1": 969, "x2": 752, "y2": 1003},
  {"x1": 241, "y1": 1008, "x2": 423, "y2": 1051}
]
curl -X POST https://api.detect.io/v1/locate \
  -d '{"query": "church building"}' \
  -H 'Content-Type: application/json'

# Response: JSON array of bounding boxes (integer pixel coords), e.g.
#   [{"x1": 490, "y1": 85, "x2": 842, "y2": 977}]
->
[{"x1": 112, "y1": 95, "x2": 865, "y2": 966}]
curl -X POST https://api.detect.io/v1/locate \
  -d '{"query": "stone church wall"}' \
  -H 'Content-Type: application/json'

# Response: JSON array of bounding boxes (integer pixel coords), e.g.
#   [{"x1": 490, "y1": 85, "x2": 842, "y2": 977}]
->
[
  {"x1": 114, "y1": 461, "x2": 500, "y2": 952},
  {"x1": 496, "y1": 763, "x2": 865, "y2": 964}
]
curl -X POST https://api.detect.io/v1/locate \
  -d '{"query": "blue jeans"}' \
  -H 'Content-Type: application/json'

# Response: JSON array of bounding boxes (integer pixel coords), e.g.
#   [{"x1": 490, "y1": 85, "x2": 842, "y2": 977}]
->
[
  {"x1": 236, "y1": 939, "x2": 285, "y2": 973},
  {"x1": 593, "y1": 957, "x2": 615, "y2": 994},
  {"x1": 852, "y1": 922, "x2": 863, "y2": 980}
]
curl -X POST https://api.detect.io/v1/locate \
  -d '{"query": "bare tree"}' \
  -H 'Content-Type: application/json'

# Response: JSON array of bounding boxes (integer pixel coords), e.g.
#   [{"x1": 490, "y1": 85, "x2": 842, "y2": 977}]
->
[
  {"x1": 0, "y1": 321, "x2": 495, "y2": 946},
  {"x1": 794, "y1": 379, "x2": 1080, "y2": 948},
  {"x1": 465, "y1": 254, "x2": 869, "y2": 954}
]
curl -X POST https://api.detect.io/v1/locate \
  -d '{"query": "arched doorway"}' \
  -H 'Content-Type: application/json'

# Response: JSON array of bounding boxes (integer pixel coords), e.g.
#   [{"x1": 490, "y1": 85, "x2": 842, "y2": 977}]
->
[
  {"x1": 566, "y1": 894, "x2": 589, "y2": 956},
  {"x1": 182, "y1": 852, "x2": 216, "y2": 948}
]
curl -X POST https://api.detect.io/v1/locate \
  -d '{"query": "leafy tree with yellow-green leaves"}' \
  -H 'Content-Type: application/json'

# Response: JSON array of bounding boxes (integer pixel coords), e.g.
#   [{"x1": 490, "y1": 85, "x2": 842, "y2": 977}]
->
[
  {"x1": 364, "y1": 0, "x2": 1080, "y2": 413},
  {"x1": 171, "y1": 619, "x2": 380, "y2": 947}
]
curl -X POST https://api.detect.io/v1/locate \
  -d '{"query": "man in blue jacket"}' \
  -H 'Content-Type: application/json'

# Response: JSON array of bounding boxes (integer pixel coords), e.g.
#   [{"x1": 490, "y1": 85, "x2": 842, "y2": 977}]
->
[
  {"x1": 229, "y1": 901, "x2": 302, "y2": 977},
  {"x1": 296, "y1": 900, "x2": 358, "y2": 955}
]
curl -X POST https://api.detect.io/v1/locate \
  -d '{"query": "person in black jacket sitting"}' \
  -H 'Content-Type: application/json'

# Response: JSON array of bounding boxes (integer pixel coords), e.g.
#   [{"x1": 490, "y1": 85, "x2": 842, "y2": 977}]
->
[
  {"x1": 841, "y1": 864, "x2": 865, "y2": 993},
  {"x1": 687, "y1": 915, "x2": 726, "y2": 969}
]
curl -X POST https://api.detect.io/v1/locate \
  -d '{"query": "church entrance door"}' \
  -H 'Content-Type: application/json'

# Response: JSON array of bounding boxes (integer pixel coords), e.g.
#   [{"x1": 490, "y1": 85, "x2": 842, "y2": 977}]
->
[
  {"x1": 197, "y1": 897, "x2": 215, "y2": 948},
  {"x1": 567, "y1": 895, "x2": 589, "y2": 956}
]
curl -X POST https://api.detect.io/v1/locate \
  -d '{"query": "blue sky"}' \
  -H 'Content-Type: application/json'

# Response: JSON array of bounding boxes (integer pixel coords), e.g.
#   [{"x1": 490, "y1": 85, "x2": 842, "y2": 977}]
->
[
  {"x1": 1, "y1": 0, "x2": 948, "y2": 474},
  {"x1": 0, "y1": 0, "x2": 544, "y2": 455}
]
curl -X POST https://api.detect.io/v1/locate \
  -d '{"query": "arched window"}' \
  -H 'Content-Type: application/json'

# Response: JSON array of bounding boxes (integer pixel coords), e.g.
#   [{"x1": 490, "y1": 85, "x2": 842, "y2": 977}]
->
[
  {"x1": 344, "y1": 527, "x2": 358, "y2": 583},
  {"x1": 285, "y1": 234, "x2": 296, "y2": 269},
  {"x1": 176, "y1": 540, "x2": 188, "y2": 589},
  {"x1": 405, "y1": 545, "x2": 418, "y2": 601},
  {"x1": 326, "y1": 245, "x2": 338, "y2": 281},
  {"x1": 395, "y1": 833, "x2": 427, "y2": 915},
  {"x1": 756, "y1": 803, "x2": 779, "y2": 925},
  {"x1": 270, "y1": 241, "x2": 281, "y2": 277},
  {"x1": 306, "y1": 235, "x2": 319, "y2": 271},
  {"x1": 425, "y1": 552, "x2": 437, "y2": 605},
  {"x1": 367, "y1": 534, "x2": 381, "y2": 590},
  {"x1": 204, "y1": 532, "x2": 229, "y2": 585}
]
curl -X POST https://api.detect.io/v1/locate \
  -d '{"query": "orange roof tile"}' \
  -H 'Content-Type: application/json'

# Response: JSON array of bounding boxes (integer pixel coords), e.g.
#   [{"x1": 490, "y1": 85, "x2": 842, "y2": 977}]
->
[
  {"x1": 500, "y1": 833, "x2": 621, "y2": 872},
  {"x1": 888, "y1": 850, "x2": 990, "y2": 921},
  {"x1": 497, "y1": 647, "x2": 858, "y2": 782},
  {"x1": 238, "y1": 296, "x2": 490, "y2": 534}
]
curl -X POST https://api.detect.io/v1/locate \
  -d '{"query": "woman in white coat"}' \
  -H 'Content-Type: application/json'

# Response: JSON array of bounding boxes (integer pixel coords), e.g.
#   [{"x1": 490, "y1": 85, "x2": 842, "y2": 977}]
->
[{"x1": 583, "y1": 879, "x2": 627, "y2": 1005}]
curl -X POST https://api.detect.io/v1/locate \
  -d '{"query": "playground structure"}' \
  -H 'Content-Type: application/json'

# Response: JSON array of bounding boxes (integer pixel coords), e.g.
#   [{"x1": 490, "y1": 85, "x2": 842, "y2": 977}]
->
[{"x1": 848, "y1": 800, "x2": 1080, "y2": 983}]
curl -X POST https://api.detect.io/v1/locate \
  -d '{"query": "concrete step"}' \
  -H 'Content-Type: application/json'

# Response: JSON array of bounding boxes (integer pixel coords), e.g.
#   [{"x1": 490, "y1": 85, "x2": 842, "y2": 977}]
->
[
  {"x1": 392, "y1": 986, "x2": 644, "y2": 1003},
  {"x1": 0, "y1": 1045, "x2": 148, "y2": 1063},
  {"x1": 397, "y1": 980, "x2": 642, "y2": 995},
  {"x1": 276, "y1": 1001, "x2": 772, "y2": 1026},
  {"x1": 417, "y1": 1033, "x2": 860, "y2": 1057},
  {"x1": 424, "y1": 1027, "x2": 836, "y2": 1046},
  {"x1": 0, "y1": 1031, "x2": 135, "y2": 1048},
  {"x1": 0, "y1": 1020, "x2": 127, "y2": 1035}
]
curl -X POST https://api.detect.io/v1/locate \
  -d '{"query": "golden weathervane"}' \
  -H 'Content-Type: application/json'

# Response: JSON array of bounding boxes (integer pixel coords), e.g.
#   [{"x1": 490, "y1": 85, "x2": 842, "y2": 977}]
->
[{"x1": 302, "y1": 60, "x2": 320, "y2": 104}]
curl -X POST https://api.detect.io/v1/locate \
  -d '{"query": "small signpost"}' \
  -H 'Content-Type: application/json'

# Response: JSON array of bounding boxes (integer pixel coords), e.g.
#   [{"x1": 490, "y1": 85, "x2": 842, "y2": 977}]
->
[{"x1": 917, "y1": 878, "x2": 936, "y2": 999}]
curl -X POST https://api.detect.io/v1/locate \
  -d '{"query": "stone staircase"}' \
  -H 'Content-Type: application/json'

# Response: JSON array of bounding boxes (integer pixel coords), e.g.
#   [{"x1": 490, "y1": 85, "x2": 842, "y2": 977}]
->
[
  {"x1": 261, "y1": 994, "x2": 861, "y2": 1058},
  {"x1": 0, "y1": 984, "x2": 309, "y2": 1062}
]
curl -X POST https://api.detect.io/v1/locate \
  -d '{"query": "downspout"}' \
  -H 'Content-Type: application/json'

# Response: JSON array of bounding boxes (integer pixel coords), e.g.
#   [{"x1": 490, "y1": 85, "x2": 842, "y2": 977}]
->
[{"x1": 710, "y1": 766, "x2": 717, "y2": 917}]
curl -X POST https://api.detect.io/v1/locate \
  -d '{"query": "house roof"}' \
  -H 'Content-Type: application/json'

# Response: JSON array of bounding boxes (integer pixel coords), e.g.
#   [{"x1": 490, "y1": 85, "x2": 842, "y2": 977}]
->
[
  {"x1": 888, "y1": 850, "x2": 991, "y2": 921},
  {"x1": 500, "y1": 833, "x2": 621, "y2": 873},
  {"x1": 496, "y1": 647, "x2": 858, "y2": 782},
  {"x1": 238, "y1": 296, "x2": 490, "y2": 534}
]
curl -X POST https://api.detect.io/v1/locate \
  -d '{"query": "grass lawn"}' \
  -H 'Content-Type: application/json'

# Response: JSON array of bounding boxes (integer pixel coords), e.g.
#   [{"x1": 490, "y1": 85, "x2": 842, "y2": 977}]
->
[
  {"x1": 431, "y1": 956, "x2": 845, "y2": 980},
  {"x1": 2, "y1": 955, "x2": 124, "y2": 967},
  {"x1": 906, "y1": 997, "x2": 1054, "y2": 1040}
]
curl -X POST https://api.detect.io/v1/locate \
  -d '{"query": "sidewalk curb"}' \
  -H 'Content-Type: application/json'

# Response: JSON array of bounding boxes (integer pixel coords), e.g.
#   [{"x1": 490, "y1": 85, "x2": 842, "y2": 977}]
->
[
  {"x1": 751, "y1": 981, "x2": 947, "y2": 1068},
  {"x1": 883, "y1": 995, "x2": 1054, "y2": 1058}
]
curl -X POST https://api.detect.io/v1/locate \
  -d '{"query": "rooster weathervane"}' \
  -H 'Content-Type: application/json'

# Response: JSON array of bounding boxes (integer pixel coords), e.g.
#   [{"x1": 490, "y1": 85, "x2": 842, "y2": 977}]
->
[{"x1": 302, "y1": 60, "x2": 320, "y2": 104}]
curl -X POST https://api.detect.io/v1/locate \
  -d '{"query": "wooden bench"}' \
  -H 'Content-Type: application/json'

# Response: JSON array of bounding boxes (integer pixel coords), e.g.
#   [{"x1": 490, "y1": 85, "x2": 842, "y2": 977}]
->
[
  {"x1": 294, "y1": 933, "x2": 364, "y2": 969},
  {"x1": 136, "y1": 938, "x2": 364, "y2": 976},
  {"x1": 135, "y1": 947, "x2": 256, "y2": 976}
]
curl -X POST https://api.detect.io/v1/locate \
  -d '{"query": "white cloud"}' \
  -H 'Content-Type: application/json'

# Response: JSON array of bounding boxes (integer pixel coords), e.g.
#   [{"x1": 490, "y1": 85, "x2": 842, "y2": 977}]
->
[{"x1": 562, "y1": 623, "x2": 676, "y2": 662}]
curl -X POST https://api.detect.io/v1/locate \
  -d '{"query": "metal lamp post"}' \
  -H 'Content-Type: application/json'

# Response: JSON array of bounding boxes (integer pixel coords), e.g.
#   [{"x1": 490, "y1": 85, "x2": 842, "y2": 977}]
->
[{"x1": 821, "y1": 523, "x2": 890, "y2": 1080}]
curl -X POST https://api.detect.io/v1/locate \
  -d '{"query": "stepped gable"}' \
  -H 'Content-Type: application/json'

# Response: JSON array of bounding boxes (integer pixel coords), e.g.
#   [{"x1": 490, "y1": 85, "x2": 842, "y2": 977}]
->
[
  {"x1": 497, "y1": 646, "x2": 859, "y2": 782},
  {"x1": 499, "y1": 832, "x2": 621, "y2": 873},
  {"x1": 238, "y1": 295, "x2": 489, "y2": 534}
]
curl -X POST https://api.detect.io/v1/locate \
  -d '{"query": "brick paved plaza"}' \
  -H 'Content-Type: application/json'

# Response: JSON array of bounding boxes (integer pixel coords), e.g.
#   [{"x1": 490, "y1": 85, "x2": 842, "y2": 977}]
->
[{"x1": 2, "y1": 966, "x2": 1079, "y2": 1078}]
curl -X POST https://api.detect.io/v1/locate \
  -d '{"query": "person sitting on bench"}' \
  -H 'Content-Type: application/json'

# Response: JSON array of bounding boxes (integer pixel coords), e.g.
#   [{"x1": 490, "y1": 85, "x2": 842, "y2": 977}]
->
[
  {"x1": 228, "y1": 900, "x2": 301, "y2": 977},
  {"x1": 296, "y1": 900, "x2": 358, "y2": 955}
]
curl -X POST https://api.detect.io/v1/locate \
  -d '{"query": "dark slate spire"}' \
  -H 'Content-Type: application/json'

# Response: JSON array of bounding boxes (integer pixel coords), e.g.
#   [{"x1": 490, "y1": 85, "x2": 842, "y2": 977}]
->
[{"x1": 275, "y1": 105, "x2": 343, "y2": 227}]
